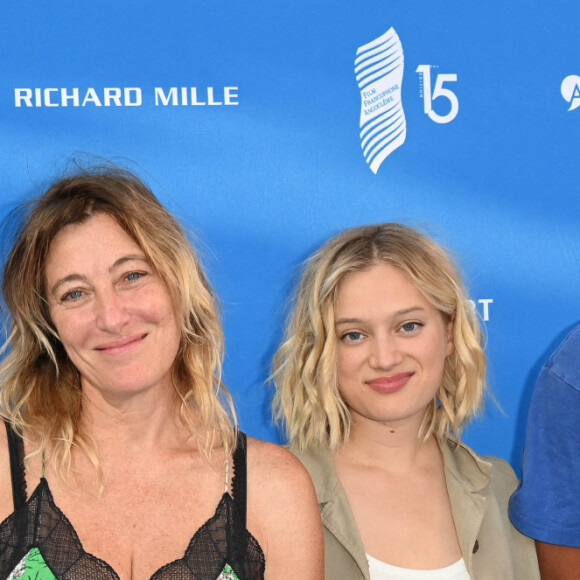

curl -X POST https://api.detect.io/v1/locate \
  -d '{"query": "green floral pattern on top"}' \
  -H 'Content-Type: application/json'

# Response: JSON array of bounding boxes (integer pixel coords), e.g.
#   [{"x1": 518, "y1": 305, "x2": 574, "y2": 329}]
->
[
  {"x1": 217, "y1": 564, "x2": 239, "y2": 580},
  {"x1": 8, "y1": 548, "x2": 239, "y2": 580},
  {"x1": 7, "y1": 547, "x2": 57, "y2": 580}
]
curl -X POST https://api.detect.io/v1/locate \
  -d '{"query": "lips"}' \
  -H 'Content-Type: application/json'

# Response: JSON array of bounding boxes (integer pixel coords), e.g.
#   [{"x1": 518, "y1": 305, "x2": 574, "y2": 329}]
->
[
  {"x1": 94, "y1": 333, "x2": 147, "y2": 355},
  {"x1": 365, "y1": 372, "x2": 414, "y2": 393}
]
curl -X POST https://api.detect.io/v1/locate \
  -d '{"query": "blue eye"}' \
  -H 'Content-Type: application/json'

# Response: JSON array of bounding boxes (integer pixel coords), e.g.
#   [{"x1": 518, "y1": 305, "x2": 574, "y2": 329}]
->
[
  {"x1": 401, "y1": 322, "x2": 422, "y2": 333},
  {"x1": 341, "y1": 331, "x2": 365, "y2": 343},
  {"x1": 63, "y1": 289, "x2": 84, "y2": 301},
  {"x1": 126, "y1": 271, "x2": 144, "y2": 282}
]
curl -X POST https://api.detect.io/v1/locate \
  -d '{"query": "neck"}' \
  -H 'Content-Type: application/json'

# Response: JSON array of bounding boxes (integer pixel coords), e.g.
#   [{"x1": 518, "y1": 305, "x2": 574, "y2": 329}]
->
[
  {"x1": 336, "y1": 413, "x2": 439, "y2": 474},
  {"x1": 79, "y1": 383, "x2": 190, "y2": 454}
]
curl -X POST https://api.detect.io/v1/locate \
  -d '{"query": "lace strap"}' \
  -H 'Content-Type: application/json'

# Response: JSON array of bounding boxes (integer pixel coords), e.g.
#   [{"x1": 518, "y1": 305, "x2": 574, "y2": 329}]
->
[
  {"x1": 4, "y1": 420, "x2": 27, "y2": 510},
  {"x1": 231, "y1": 431, "x2": 247, "y2": 528}
]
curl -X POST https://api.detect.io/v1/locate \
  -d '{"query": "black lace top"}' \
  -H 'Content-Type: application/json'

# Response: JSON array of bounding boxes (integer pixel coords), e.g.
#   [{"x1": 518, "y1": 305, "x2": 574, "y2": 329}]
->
[{"x1": 0, "y1": 423, "x2": 265, "y2": 580}]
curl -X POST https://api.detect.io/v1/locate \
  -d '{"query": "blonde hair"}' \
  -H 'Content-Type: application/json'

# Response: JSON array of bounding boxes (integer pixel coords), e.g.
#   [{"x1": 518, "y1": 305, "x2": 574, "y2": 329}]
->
[
  {"x1": 273, "y1": 223, "x2": 486, "y2": 451},
  {"x1": 0, "y1": 167, "x2": 236, "y2": 477}
]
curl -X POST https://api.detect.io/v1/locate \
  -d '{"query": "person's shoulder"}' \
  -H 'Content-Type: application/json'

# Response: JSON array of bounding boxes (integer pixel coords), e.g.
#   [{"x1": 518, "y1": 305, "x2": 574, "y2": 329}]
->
[
  {"x1": 0, "y1": 420, "x2": 14, "y2": 521},
  {"x1": 245, "y1": 436, "x2": 319, "y2": 520},
  {"x1": 444, "y1": 438, "x2": 519, "y2": 495},
  {"x1": 472, "y1": 452, "x2": 521, "y2": 503},
  {"x1": 554, "y1": 324, "x2": 580, "y2": 355},
  {"x1": 246, "y1": 436, "x2": 313, "y2": 488},
  {"x1": 289, "y1": 443, "x2": 330, "y2": 472},
  {"x1": 485, "y1": 455, "x2": 519, "y2": 489},
  {"x1": 244, "y1": 436, "x2": 324, "y2": 578},
  {"x1": 545, "y1": 324, "x2": 580, "y2": 389}
]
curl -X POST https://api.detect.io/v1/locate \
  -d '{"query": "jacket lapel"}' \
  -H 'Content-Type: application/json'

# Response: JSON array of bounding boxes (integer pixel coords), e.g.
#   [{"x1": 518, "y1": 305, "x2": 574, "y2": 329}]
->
[
  {"x1": 292, "y1": 446, "x2": 370, "y2": 580},
  {"x1": 440, "y1": 437, "x2": 492, "y2": 574}
]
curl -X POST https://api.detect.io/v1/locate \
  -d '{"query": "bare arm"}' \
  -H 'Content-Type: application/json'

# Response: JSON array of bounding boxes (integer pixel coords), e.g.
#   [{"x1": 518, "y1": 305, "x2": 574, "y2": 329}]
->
[
  {"x1": 247, "y1": 438, "x2": 324, "y2": 580},
  {"x1": 536, "y1": 542, "x2": 580, "y2": 580}
]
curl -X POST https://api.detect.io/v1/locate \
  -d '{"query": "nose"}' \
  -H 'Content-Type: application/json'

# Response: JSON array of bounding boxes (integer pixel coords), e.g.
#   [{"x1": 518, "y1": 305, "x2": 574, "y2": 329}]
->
[
  {"x1": 94, "y1": 289, "x2": 131, "y2": 334},
  {"x1": 368, "y1": 333, "x2": 403, "y2": 370}
]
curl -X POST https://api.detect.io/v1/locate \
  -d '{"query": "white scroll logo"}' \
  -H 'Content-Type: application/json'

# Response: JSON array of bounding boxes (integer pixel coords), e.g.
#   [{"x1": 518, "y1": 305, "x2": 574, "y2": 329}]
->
[
  {"x1": 355, "y1": 27, "x2": 406, "y2": 174},
  {"x1": 561, "y1": 75, "x2": 580, "y2": 111}
]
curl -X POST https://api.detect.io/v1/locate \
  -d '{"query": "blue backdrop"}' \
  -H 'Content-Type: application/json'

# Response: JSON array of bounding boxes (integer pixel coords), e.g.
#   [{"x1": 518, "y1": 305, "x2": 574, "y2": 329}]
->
[{"x1": 2, "y1": 0, "x2": 579, "y2": 473}]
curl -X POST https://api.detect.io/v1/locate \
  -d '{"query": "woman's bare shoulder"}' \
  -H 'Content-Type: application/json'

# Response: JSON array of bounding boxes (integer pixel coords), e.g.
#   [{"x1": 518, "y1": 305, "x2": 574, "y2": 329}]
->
[
  {"x1": 245, "y1": 436, "x2": 318, "y2": 505},
  {"x1": 245, "y1": 436, "x2": 324, "y2": 579},
  {"x1": 0, "y1": 421, "x2": 15, "y2": 521},
  {"x1": 246, "y1": 436, "x2": 311, "y2": 482}
]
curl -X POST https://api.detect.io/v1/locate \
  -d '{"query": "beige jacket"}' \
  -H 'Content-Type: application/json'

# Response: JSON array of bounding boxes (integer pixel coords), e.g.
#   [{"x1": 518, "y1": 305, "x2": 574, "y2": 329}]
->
[{"x1": 292, "y1": 438, "x2": 539, "y2": 580}]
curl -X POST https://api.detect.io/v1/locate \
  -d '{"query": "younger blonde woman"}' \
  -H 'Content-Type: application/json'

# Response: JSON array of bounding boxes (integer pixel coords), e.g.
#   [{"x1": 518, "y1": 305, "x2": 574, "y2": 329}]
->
[{"x1": 273, "y1": 223, "x2": 538, "y2": 579}]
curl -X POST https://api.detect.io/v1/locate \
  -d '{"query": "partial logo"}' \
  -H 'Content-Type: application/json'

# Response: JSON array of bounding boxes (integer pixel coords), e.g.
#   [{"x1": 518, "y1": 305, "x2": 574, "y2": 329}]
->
[
  {"x1": 561, "y1": 75, "x2": 580, "y2": 111},
  {"x1": 468, "y1": 299, "x2": 493, "y2": 322},
  {"x1": 416, "y1": 66, "x2": 458, "y2": 124},
  {"x1": 355, "y1": 27, "x2": 406, "y2": 174}
]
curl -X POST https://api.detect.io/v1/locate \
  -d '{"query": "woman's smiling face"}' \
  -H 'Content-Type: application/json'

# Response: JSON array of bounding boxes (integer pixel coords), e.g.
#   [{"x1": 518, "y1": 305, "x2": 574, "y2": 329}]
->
[
  {"x1": 44, "y1": 212, "x2": 181, "y2": 403},
  {"x1": 334, "y1": 262, "x2": 454, "y2": 430}
]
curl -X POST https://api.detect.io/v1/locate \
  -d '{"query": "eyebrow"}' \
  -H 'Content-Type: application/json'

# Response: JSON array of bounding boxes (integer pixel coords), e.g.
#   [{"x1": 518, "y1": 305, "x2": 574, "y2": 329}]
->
[
  {"x1": 49, "y1": 274, "x2": 88, "y2": 298},
  {"x1": 110, "y1": 254, "x2": 148, "y2": 271},
  {"x1": 335, "y1": 306, "x2": 426, "y2": 326},
  {"x1": 49, "y1": 254, "x2": 148, "y2": 297}
]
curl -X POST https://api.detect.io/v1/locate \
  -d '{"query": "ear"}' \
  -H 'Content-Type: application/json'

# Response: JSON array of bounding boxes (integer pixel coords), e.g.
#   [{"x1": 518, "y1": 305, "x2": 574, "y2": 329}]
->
[{"x1": 445, "y1": 316, "x2": 455, "y2": 356}]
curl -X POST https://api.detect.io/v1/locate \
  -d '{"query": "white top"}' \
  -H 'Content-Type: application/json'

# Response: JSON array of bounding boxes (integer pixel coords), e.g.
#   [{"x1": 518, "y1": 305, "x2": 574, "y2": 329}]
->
[{"x1": 367, "y1": 554, "x2": 471, "y2": 580}]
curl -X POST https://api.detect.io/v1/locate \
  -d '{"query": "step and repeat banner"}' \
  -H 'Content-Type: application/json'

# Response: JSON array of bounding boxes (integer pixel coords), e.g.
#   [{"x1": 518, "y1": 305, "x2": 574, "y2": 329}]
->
[{"x1": 1, "y1": 1, "x2": 579, "y2": 472}]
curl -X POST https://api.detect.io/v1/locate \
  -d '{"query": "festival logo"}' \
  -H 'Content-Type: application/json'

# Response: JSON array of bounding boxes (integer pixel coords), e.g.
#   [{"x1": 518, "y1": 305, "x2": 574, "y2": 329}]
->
[
  {"x1": 416, "y1": 66, "x2": 458, "y2": 124},
  {"x1": 355, "y1": 28, "x2": 406, "y2": 174},
  {"x1": 561, "y1": 75, "x2": 580, "y2": 111}
]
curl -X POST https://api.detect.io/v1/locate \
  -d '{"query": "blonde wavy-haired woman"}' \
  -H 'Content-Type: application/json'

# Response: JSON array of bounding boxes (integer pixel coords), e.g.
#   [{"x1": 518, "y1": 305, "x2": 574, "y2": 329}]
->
[
  {"x1": 273, "y1": 223, "x2": 538, "y2": 580},
  {"x1": 0, "y1": 167, "x2": 323, "y2": 580}
]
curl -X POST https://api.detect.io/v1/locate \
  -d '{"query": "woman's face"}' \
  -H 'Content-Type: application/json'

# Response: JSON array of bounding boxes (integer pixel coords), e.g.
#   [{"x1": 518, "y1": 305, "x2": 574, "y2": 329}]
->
[
  {"x1": 44, "y1": 213, "x2": 181, "y2": 404},
  {"x1": 334, "y1": 263, "x2": 453, "y2": 431}
]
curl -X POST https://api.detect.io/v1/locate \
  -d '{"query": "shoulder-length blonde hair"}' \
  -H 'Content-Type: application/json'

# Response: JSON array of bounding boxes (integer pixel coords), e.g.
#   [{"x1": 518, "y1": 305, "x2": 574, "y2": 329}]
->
[
  {"x1": 0, "y1": 167, "x2": 236, "y2": 476},
  {"x1": 272, "y1": 223, "x2": 486, "y2": 451}
]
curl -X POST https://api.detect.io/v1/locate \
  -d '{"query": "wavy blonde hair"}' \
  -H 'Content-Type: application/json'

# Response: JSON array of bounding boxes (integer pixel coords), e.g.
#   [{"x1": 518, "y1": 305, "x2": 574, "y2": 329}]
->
[
  {"x1": 272, "y1": 223, "x2": 486, "y2": 451},
  {"x1": 0, "y1": 167, "x2": 236, "y2": 477}
]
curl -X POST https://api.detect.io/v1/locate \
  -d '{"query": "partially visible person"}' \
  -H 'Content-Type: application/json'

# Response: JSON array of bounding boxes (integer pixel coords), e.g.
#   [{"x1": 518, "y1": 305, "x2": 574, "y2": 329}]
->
[
  {"x1": 273, "y1": 223, "x2": 539, "y2": 579},
  {"x1": 0, "y1": 166, "x2": 323, "y2": 580},
  {"x1": 510, "y1": 324, "x2": 580, "y2": 580}
]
